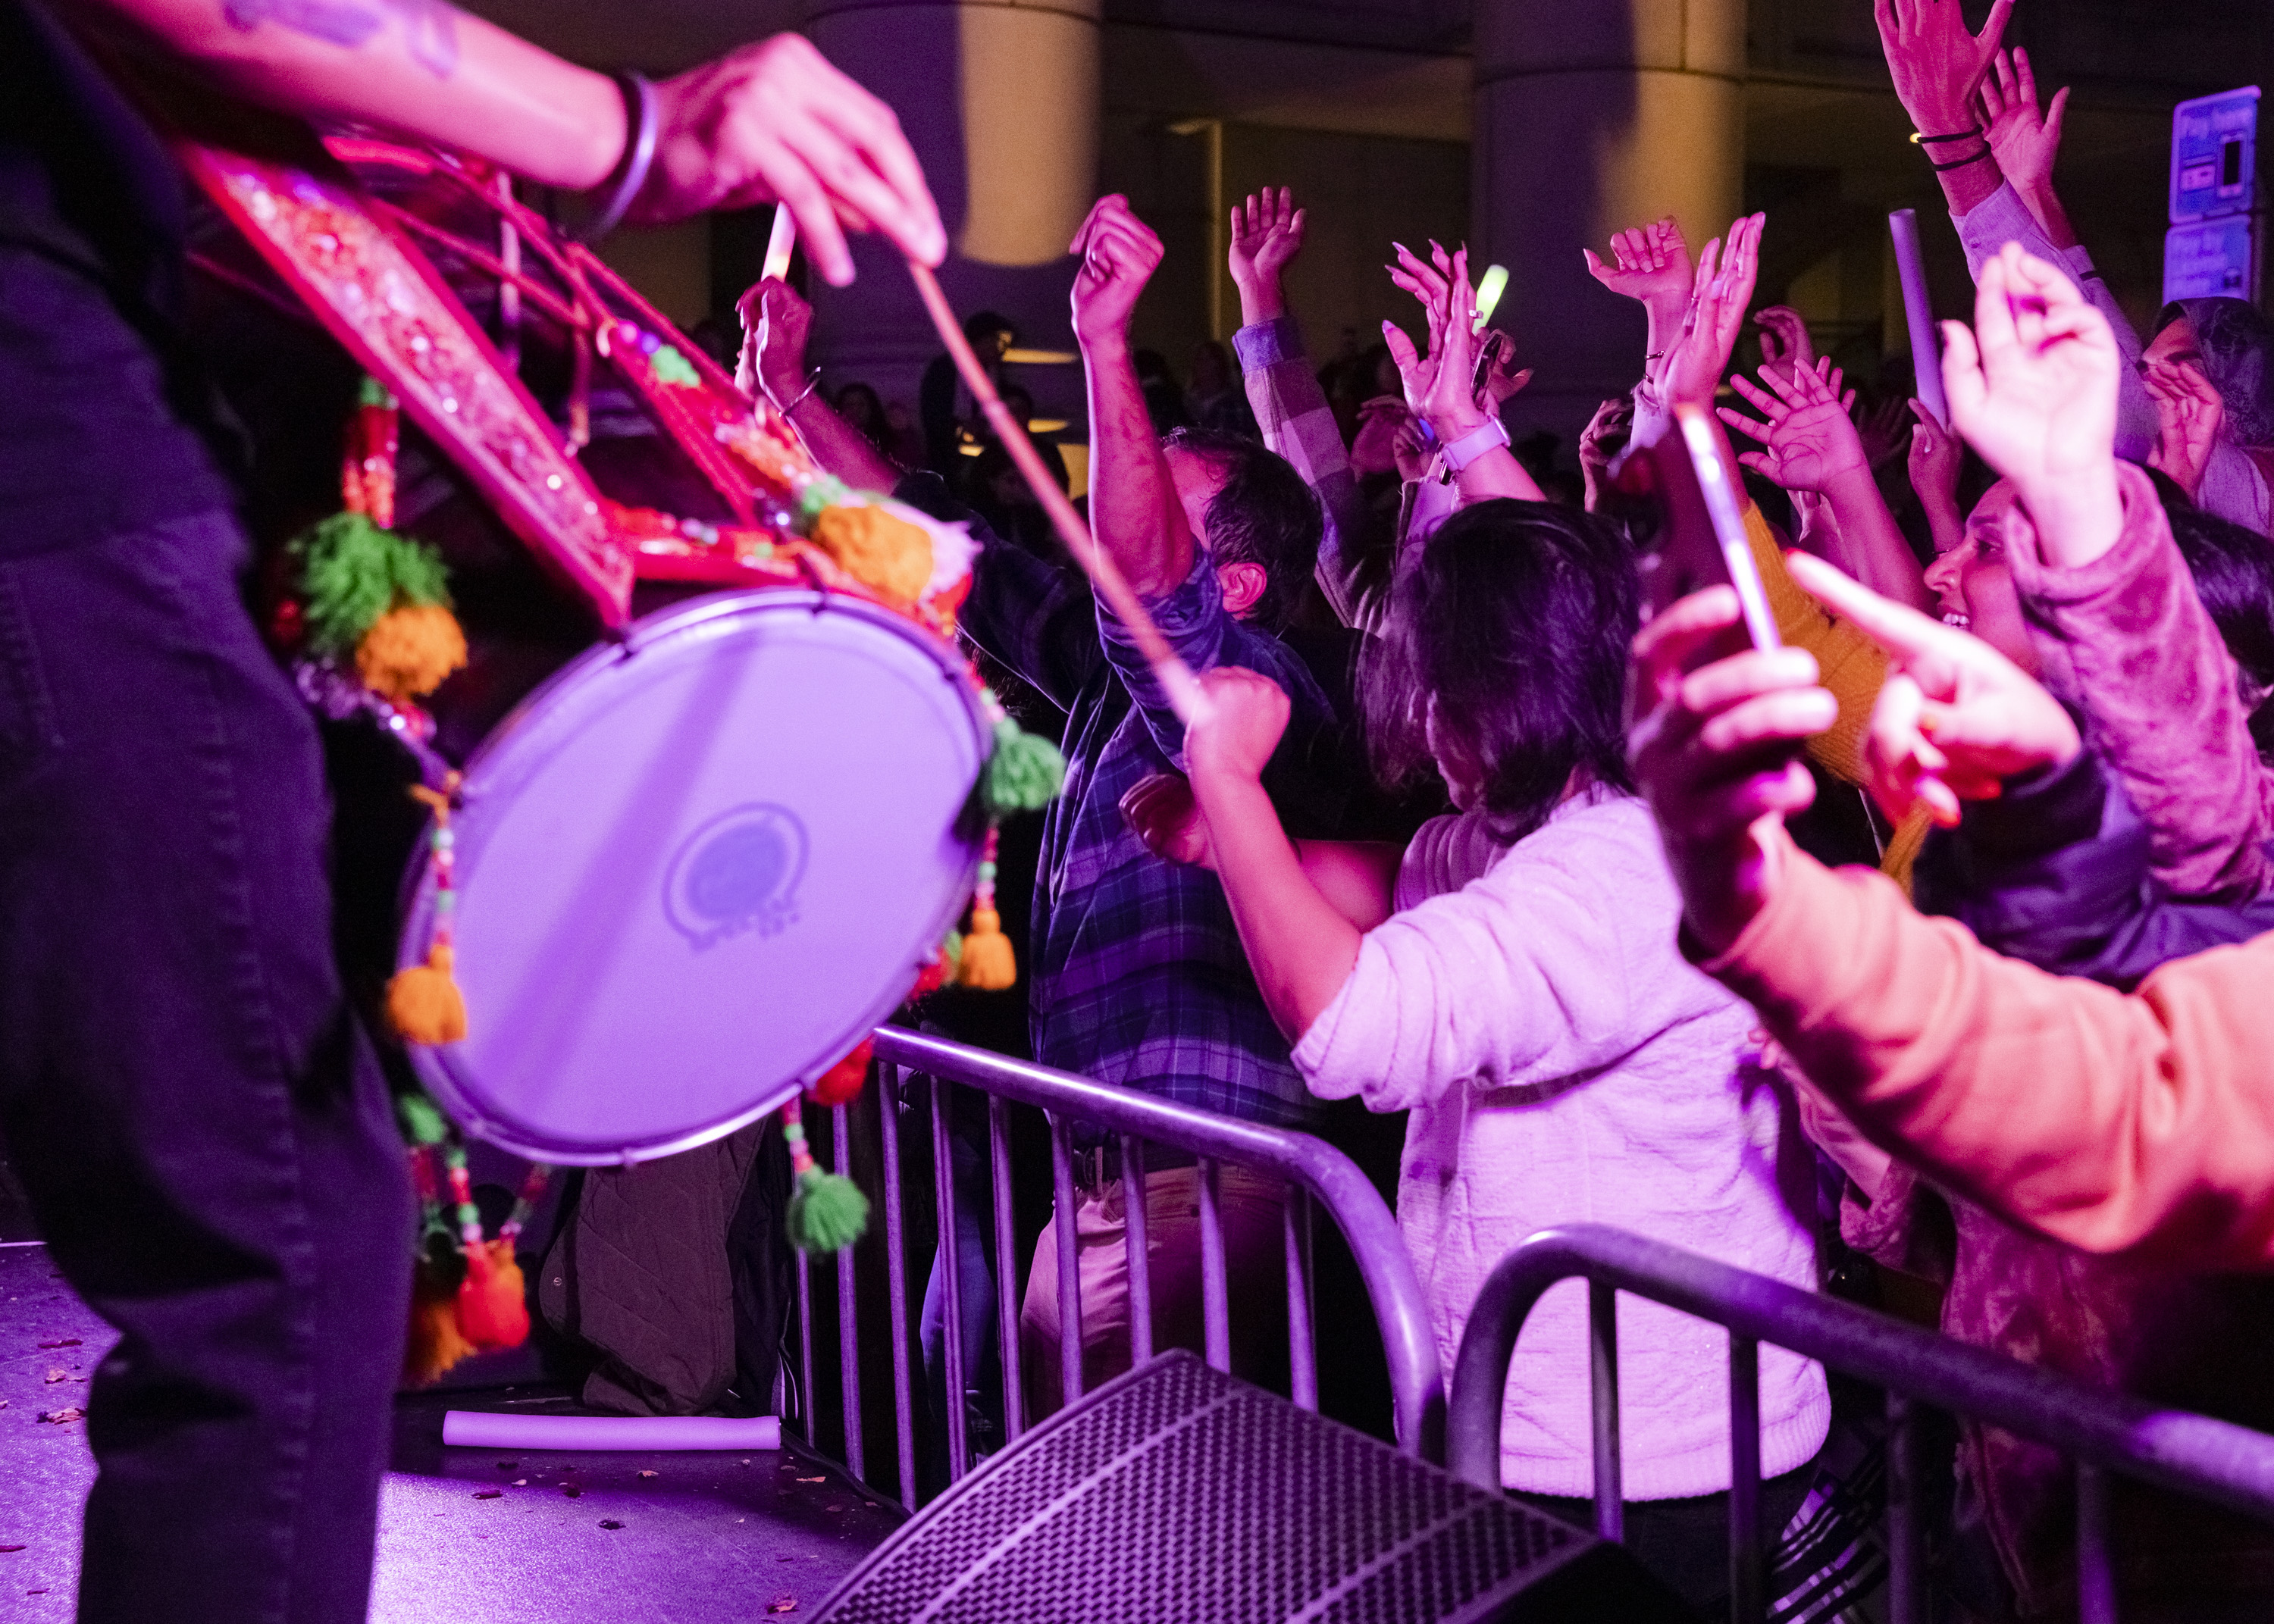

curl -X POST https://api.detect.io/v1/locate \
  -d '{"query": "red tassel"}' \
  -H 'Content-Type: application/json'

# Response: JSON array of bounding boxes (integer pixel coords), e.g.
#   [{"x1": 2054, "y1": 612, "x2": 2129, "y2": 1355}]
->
[
  {"x1": 455, "y1": 1238, "x2": 530, "y2": 1350},
  {"x1": 807, "y1": 1037, "x2": 872, "y2": 1109}
]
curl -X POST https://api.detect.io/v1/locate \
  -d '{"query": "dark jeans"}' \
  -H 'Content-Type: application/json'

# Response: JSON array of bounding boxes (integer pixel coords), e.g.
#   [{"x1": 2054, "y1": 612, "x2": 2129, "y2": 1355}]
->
[
  {"x1": 0, "y1": 512, "x2": 411, "y2": 1623},
  {"x1": 1511, "y1": 1461, "x2": 1815, "y2": 1622}
]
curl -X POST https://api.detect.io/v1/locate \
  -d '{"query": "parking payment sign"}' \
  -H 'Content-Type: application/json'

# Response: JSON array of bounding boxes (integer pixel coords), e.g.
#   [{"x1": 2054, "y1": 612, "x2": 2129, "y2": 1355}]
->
[{"x1": 2170, "y1": 86, "x2": 2259, "y2": 224}]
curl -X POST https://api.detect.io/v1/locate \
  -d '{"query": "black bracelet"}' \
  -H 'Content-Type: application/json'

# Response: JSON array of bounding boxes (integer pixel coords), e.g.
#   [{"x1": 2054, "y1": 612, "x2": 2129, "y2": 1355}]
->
[
  {"x1": 576, "y1": 70, "x2": 658, "y2": 243},
  {"x1": 1929, "y1": 147, "x2": 1994, "y2": 173},
  {"x1": 1911, "y1": 127, "x2": 1984, "y2": 145}
]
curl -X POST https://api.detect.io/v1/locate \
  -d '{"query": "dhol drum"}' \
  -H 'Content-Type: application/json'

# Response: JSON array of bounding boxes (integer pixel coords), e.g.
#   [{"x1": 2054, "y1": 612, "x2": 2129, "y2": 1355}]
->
[{"x1": 397, "y1": 586, "x2": 989, "y2": 1164}]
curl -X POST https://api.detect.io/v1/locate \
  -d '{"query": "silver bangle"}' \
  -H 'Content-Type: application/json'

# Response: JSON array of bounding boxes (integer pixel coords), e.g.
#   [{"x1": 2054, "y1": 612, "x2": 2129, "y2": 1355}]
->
[
  {"x1": 577, "y1": 70, "x2": 658, "y2": 243},
  {"x1": 768, "y1": 369, "x2": 822, "y2": 415}
]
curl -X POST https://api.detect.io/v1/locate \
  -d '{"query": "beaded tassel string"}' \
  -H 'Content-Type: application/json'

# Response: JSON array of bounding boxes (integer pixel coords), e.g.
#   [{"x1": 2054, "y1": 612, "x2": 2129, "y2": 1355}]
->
[
  {"x1": 442, "y1": 1143, "x2": 483, "y2": 1253},
  {"x1": 499, "y1": 1162, "x2": 552, "y2": 1246},
  {"x1": 781, "y1": 1096, "x2": 869, "y2": 1253},
  {"x1": 387, "y1": 778, "x2": 468, "y2": 1044}
]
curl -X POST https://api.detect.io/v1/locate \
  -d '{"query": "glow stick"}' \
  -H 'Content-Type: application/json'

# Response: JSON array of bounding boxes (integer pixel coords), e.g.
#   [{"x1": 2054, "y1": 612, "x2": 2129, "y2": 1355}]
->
[
  {"x1": 443, "y1": 1410, "x2": 782, "y2": 1451},
  {"x1": 762, "y1": 207, "x2": 797, "y2": 283},
  {"x1": 1472, "y1": 263, "x2": 1509, "y2": 332},
  {"x1": 907, "y1": 260, "x2": 1213, "y2": 728},
  {"x1": 1887, "y1": 210, "x2": 1950, "y2": 427}
]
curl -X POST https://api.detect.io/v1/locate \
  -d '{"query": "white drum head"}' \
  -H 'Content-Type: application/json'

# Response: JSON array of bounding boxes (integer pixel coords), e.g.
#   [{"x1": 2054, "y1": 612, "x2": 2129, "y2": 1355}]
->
[{"x1": 399, "y1": 590, "x2": 988, "y2": 1163}]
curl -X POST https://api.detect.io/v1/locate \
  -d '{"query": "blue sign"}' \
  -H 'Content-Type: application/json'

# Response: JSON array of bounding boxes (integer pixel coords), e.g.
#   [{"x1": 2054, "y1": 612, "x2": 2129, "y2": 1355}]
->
[
  {"x1": 2165, "y1": 217, "x2": 2259, "y2": 302},
  {"x1": 2170, "y1": 86, "x2": 2259, "y2": 224}
]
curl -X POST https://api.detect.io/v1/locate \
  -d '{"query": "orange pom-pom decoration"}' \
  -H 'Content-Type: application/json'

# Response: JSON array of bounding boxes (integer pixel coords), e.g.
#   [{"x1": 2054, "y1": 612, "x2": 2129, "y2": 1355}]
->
[
  {"x1": 387, "y1": 943, "x2": 468, "y2": 1046},
  {"x1": 356, "y1": 601, "x2": 468, "y2": 704}
]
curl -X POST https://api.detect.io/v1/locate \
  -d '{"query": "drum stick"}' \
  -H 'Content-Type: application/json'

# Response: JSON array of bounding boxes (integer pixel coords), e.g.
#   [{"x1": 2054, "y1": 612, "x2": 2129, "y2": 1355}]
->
[
  {"x1": 763, "y1": 207, "x2": 798, "y2": 283},
  {"x1": 907, "y1": 260, "x2": 1214, "y2": 728},
  {"x1": 443, "y1": 1410, "x2": 783, "y2": 1451},
  {"x1": 1887, "y1": 209, "x2": 1949, "y2": 428}
]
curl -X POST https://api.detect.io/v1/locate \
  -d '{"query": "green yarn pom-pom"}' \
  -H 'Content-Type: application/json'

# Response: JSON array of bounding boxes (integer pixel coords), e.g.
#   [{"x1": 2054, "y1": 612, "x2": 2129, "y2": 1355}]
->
[
  {"x1": 290, "y1": 512, "x2": 452, "y2": 659},
  {"x1": 650, "y1": 345, "x2": 701, "y2": 388},
  {"x1": 394, "y1": 1092, "x2": 451, "y2": 1148},
  {"x1": 981, "y1": 717, "x2": 1067, "y2": 817},
  {"x1": 787, "y1": 1169, "x2": 870, "y2": 1253}
]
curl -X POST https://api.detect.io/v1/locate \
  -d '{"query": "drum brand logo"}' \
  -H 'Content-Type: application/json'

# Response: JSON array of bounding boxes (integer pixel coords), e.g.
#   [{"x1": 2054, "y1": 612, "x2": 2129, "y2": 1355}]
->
[{"x1": 663, "y1": 804, "x2": 809, "y2": 950}]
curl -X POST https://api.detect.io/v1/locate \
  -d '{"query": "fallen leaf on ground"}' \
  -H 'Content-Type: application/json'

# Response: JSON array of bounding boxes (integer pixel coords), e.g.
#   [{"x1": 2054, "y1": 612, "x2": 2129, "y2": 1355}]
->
[
  {"x1": 42, "y1": 1370, "x2": 67, "y2": 1385},
  {"x1": 495, "y1": 1460, "x2": 517, "y2": 1469},
  {"x1": 562, "y1": 1487, "x2": 582, "y2": 1498},
  {"x1": 797, "y1": 1475, "x2": 825, "y2": 1483},
  {"x1": 512, "y1": 1479, "x2": 526, "y2": 1486},
  {"x1": 637, "y1": 1469, "x2": 658, "y2": 1478},
  {"x1": 472, "y1": 1491, "x2": 503, "y2": 1500},
  {"x1": 768, "y1": 1596, "x2": 797, "y2": 1614},
  {"x1": 598, "y1": 1519, "x2": 625, "y2": 1531},
  {"x1": 35, "y1": 1340, "x2": 80, "y2": 1350},
  {"x1": 0, "y1": 1546, "x2": 24, "y2": 1554},
  {"x1": 740, "y1": 1457, "x2": 752, "y2": 1466},
  {"x1": 36, "y1": 1408, "x2": 82, "y2": 1425}
]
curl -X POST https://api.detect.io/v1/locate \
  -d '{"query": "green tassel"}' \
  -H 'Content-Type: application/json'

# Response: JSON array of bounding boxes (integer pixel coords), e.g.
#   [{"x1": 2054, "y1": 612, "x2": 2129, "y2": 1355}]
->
[
  {"x1": 787, "y1": 1168, "x2": 869, "y2": 1253},
  {"x1": 358, "y1": 375, "x2": 398, "y2": 409},
  {"x1": 395, "y1": 1092, "x2": 451, "y2": 1147},
  {"x1": 649, "y1": 345, "x2": 701, "y2": 388},
  {"x1": 981, "y1": 717, "x2": 1067, "y2": 817},
  {"x1": 795, "y1": 475, "x2": 854, "y2": 531},
  {"x1": 290, "y1": 512, "x2": 453, "y2": 659}
]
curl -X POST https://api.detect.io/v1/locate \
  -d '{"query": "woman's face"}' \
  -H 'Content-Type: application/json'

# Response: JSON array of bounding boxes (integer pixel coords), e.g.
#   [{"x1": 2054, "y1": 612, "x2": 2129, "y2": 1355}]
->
[
  {"x1": 1424, "y1": 694, "x2": 1484, "y2": 812},
  {"x1": 1922, "y1": 482, "x2": 2038, "y2": 674}
]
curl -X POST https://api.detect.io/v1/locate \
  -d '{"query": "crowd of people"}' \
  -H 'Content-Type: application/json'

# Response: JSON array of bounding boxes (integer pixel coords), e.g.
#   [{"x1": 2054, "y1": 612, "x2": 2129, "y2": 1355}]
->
[
  {"x1": 14, "y1": 0, "x2": 2274, "y2": 1618},
  {"x1": 735, "y1": 6, "x2": 2274, "y2": 1619}
]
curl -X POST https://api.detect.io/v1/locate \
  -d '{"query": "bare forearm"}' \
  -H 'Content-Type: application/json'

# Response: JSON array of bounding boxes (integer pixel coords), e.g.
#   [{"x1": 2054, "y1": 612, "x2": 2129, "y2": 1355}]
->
[
  {"x1": 1194, "y1": 771, "x2": 1363, "y2": 1042},
  {"x1": 1083, "y1": 336, "x2": 1192, "y2": 598},
  {"x1": 786, "y1": 394, "x2": 900, "y2": 494},
  {"x1": 1234, "y1": 274, "x2": 1286, "y2": 328},
  {"x1": 1819, "y1": 470, "x2": 1932, "y2": 610},
  {"x1": 1452, "y1": 443, "x2": 1546, "y2": 505},
  {"x1": 88, "y1": 0, "x2": 622, "y2": 189},
  {"x1": 2016, "y1": 181, "x2": 2080, "y2": 252}
]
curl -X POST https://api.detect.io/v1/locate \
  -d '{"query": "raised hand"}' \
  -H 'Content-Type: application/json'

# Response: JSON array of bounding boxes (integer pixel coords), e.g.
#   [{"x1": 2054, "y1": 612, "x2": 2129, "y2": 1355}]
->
[
  {"x1": 1908, "y1": 398, "x2": 1965, "y2": 553},
  {"x1": 641, "y1": 34, "x2": 946, "y2": 286},
  {"x1": 1583, "y1": 217, "x2": 1694, "y2": 309},
  {"x1": 1120, "y1": 772, "x2": 1214, "y2": 868},
  {"x1": 1580, "y1": 394, "x2": 1637, "y2": 512},
  {"x1": 1874, "y1": 0, "x2": 2016, "y2": 134},
  {"x1": 1477, "y1": 336, "x2": 1536, "y2": 409},
  {"x1": 1784, "y1": 551, "x2": 2080, "y2": 826},
  {"x1": 1853, "y1": 393, "x2": 1913, "y2": 474},
  {"x1": 1228, "y1": 187, "x2": 1306, "y2": 323},
  {"x1": 1720, "y1": 355, "x2": 1869, "y2": 494},
  {"x1": 1384, "y1": 240, "x2": 1488, "y2": 440},
  {"x1": 1657, "y1": 213, "x2": 1767, "y2": 411},
  {"x1": 1978, "y1": 47, "x2": 2069, "y2": 199},
  {"x1": 1753, "y1": 306, "x2": 1816, "y2": 389},
  {"x1": 1069, "y1": 194, "x2": 1166, "y2": 351},
  {"x1": 1940, "y1": 243, "x2": 2123, "y2": 562},
  {"x1": 2145, "y1": 360, "x2": 2225, "y2": 500},
  {"x1": 1185, "y1": 666, "x2": 1293, "y2": 789}
]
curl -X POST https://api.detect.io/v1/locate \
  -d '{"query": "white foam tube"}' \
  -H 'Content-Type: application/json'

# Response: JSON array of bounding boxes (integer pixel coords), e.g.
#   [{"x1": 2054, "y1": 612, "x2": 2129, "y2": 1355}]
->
[
  {"x1": 443, "y1": 1410, "x2": 782, "y2": 1451},
  {"x1": 1887, "y1": 209, "x2": 1950, "y2": 428},
  {"x1": 762, "y1": 207, "x2": 798, "y2": 283}
]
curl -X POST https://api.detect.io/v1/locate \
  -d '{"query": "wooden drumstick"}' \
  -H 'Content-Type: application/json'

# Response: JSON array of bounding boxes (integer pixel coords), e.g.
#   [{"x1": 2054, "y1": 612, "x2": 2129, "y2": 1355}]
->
[{"x1": 907, "y1": 260, "x2": 1214, "y2": 728}]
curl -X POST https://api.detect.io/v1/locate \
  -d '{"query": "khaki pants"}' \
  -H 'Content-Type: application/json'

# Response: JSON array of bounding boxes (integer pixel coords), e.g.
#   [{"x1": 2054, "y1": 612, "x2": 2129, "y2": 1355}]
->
[{"x1": 1020, "y1": 1164, "x2": 1289, "y2": 1422}]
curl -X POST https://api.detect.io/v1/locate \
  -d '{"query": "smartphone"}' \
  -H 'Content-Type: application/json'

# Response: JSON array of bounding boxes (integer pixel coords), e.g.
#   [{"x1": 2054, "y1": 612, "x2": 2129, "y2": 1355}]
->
[
  {"x1": 1471, "y1": 329, "x2": 1511, "y2": 402},
  {"x1": 1613, "y1": 402, "x2": 1781, "y2": 649}
]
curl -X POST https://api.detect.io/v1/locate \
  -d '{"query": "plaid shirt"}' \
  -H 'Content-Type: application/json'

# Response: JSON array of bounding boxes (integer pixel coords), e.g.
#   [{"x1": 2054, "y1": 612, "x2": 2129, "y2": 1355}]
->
[
  {"x1": 897, "y1": 473, "x2": 1336, "y2": 1130},
  {"x1": 1235, "y1": 315, "x2": 1383, "y2": 631}
]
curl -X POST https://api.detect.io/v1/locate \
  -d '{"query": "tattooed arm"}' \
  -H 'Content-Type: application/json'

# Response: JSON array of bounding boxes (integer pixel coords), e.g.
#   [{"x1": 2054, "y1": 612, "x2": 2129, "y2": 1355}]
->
[{"x1": 78, "y1": 0, "x2": 944, "y2": 283}]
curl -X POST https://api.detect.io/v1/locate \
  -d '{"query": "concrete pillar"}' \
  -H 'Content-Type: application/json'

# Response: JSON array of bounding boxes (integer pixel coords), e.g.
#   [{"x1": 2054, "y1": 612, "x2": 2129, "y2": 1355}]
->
[
  {"x1": 802, "y1": 0, "x2": 1102, "y2": 418},
  {"x1": 1472, "y1": 0, "x2": 1746, "y2": 447}
]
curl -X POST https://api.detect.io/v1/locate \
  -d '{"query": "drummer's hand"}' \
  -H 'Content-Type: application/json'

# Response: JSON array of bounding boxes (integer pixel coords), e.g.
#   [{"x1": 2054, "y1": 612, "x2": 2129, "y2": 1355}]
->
[
  {"x1": 1185, "y1": 667, "x2": 1291, "y2": 790},
  {"x1": 737, "y1": 277, "x2": 813, "y2": 405},
  {"x1": 1121, "y1": 773, "x2": 1214, "y2": 869},
  {"x1": 635, "y1": 34, "x2": 946, "y2": 286}
]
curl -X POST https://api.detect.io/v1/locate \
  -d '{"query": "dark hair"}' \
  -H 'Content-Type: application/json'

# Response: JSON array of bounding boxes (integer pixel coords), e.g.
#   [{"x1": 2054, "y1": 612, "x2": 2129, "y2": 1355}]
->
[
  {"x1": 834, "y1": 380, "x2": 885, "y2": 431},
  {"x1": 963, "y1": 310, "x2": 1016, "y2": 347},
  {"x1": 1160, "y1": 427, "x2": 1321, "y2": 630},
  {"x1": 1361, "y1": 499, "x2": 1641, "y2": 842},
  {"x1": 2153, "y1": 297, "x2": 2274, "y2": 448},
  {"x1": 2162, "y1": 493, "x2": 2274, "y2": 755}
]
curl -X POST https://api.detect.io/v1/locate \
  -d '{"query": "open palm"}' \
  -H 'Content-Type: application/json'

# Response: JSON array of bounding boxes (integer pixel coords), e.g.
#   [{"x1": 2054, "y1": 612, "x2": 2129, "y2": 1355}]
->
[
  {"x1": 1942, "y1": 243, "x2": 2119, "y2": 493},
  {"x1": 1229, "y1": 187, "x2": 1305, "y2": 288},
  {"x1": 1720, "y1": 358, "x2": 1868, "y2": 494},
  {"x1": 1583, "y1": 217, "x2": 1692, "y2": 307}
]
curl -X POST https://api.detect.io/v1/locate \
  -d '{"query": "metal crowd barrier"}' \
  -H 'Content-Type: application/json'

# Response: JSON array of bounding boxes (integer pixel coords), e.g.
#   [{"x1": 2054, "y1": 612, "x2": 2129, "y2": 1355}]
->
[
  {"x1": 1449, "y1": 1223, "x2": 2274, "y2": 1624},
  {"x1": 788, "y1": 1028, "x2": 1445, "y2": 1511}
]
